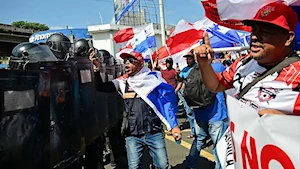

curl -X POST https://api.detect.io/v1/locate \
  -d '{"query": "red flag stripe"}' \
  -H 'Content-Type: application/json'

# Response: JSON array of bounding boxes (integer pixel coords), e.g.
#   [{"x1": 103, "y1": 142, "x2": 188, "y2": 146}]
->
[
  {"x1": 201, "y1": 0, "x2": 251, "y2": 32},
  {"x1": 153, "y1": 21, "x2": 205, "y2": 61},
  {"x1": 113, "y1": 27, "x2": 134, "y2": 43},
  {"x1": 167, "y1": 29, "x2": 204, "y2": 55},
  {"x1": 152, "y1": 45, "x2": 169, "y2": 61}
]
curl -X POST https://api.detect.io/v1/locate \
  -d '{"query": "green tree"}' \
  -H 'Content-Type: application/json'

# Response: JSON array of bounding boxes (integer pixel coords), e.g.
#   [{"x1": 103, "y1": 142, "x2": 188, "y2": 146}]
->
[{"x1": 12, "y1": 21, "x2": 49, "y2": 31}]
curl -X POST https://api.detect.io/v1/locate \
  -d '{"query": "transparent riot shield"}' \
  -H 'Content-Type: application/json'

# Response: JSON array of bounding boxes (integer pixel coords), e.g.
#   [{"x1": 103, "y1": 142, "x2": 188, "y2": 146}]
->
[
  {"x1": 0, "y1": 69, "x2": 49, "y2": 169},
  {"x1": 94, "y1": 71, "x2": 124, "y2": 133},
  {"x1": 73, "y1": 56, "x2": 102, "y2": 145},
  {"x1": 107, "y1": 92, "x2": 124, "y2": 129},
  {"x1": 25, "y1": 61, "x2": 84, "y2": 169},
  {"x1": 94, "y1": 85, "x2": 110, "y2": 133}
]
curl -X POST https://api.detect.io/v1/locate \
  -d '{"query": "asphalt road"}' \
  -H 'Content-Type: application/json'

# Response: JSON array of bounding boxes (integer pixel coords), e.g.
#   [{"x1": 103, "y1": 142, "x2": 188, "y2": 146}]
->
[{"x1": 104, "y1": 117, "x2": 216, "y2": 169}]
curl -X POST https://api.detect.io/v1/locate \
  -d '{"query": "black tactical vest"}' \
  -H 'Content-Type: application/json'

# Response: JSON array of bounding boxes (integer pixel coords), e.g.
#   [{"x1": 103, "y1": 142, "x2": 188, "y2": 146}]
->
[{"x1": 124, "y1": 83, "x2": 162, "y2": 135}]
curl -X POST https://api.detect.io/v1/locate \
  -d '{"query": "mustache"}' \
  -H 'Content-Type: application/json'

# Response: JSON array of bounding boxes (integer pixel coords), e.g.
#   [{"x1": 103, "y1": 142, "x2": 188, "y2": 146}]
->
[
  {"x1": 251, "y1": 43, "x2": 263, "y2": 48},
  {"x1": 250, "y1": 39, "x2": 263, "y2": 48}
]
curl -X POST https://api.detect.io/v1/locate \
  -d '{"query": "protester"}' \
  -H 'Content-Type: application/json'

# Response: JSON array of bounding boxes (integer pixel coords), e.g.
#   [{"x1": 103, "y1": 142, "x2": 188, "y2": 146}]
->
[
  {"x1": 192, "y1": 60, "x2": 229, "y2": 169},
  {"x1": 193, "y1": 1, "x2": 300, "y2": 116},
  {"x1": 147, "y1": 60, "x2": 153, "y2": 70},
  {"x1": 177, "y1": 51, "x2": 228, "y2": 169},
  {"x1": 161, "y1": 58, "x2": 178, "y2": 89},
  {"x1": 176, "y1": 54, "x2": 199, "y2": 139},
  {"x1": 89, "y1": 50, "x2": 181, "y2": 169}
]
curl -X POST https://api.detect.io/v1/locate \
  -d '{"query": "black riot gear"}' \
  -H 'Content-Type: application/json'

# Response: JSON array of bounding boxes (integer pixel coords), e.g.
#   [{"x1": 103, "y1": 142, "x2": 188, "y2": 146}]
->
[
  {"x1": 46, "y1": 33, "x2": 72, "y2": 60},
  {"x1": 74, "y1": 39, "x2": 90, "y2": 57},
  {"x1": 98, "y1": 49, "x2": 112, "y2": 60},
  {"x1": 9, "y1": 42, "x2": 57, "y2": 70},
  {"x1": 1, "y1": 38, "x2": 125, "y2": 169}
]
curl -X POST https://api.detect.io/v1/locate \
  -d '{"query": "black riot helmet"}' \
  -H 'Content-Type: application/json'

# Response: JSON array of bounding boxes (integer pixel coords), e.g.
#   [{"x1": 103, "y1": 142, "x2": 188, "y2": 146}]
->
[
  {"x1": 97, "y1": 49, "x2": 112, "y2": 60},
  {"x1": 46, "y1": 33, "x2": 72, "y2": 60},
  {"x1": 74, "y1": 39, "x2": 90, "y2": 57},
  {"x1": 9, "y1": 42, "x2": 58, "y2": 70}
]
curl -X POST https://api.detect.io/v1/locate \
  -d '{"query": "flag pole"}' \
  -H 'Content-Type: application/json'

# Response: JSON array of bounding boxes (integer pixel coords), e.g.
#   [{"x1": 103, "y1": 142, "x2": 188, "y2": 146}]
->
[
  {"x1": 153, "y1": 47, "x2": 159, "y2": 66},
  {"x1": 159, "y1": 0, "x2": 166, "y2": 46},
  {"x1": 212, "y1": 46, "x2": 250, "y2": 53},
  {"x1": 149, "y1": 48, "x2": 156, "y2": 66}
]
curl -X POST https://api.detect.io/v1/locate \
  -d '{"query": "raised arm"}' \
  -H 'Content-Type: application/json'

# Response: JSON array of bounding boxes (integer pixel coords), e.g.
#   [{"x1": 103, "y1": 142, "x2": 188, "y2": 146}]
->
[{"x1": 193, "y1": 32, "x2": 227, "y2": 92}]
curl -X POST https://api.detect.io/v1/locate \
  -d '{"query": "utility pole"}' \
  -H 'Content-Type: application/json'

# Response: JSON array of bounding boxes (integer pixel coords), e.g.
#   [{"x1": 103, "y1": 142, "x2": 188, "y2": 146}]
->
[{"x1": 159, "y1": 0, "x2": 166, "y2": 46}]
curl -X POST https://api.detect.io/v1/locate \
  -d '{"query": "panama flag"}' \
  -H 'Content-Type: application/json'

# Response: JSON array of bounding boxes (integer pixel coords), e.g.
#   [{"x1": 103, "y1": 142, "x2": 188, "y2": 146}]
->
[
  {"x1": 113, "y1": 23, "x2": 156, "y2": 60},
  {"x1": 154, "y1": 18, "x2": 248, "y2": 69},
  {"x1": 153, "y1": 19, "x2": 204, "y2": 69},
  {"x1": 201, "y1": 0, "x2": 299, "y2": 31},
  {"x1": 113, "y1": 66, "x2": 178, "y2": 130}
]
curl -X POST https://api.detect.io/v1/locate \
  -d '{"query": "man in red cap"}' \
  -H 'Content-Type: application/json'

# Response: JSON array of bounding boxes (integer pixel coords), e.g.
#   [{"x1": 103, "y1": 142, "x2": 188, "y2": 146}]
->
[
  {"x1": 91, "y1": 49, "x2": 181, "y2": 169},
  {"x1": 193, "y1": 1, "x2": 300, "y2": 117},
  {"x1": 120, "y1": 51, "x2": 145, "y2": 76}
]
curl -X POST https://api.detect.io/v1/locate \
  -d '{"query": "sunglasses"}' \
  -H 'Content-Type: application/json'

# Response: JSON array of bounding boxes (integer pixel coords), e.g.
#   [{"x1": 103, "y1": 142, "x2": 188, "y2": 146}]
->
[{"x1": 123, "y1": 57, "x2": 140, "y2": 64}]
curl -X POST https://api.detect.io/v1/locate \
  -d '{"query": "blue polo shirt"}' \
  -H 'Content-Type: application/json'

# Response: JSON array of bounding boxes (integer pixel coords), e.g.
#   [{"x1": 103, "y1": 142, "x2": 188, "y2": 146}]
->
[
  {"x1": 179, "y1": 63, "x2": 197, "y2": 79},
  {"x1": 194, "y1": 62, "x2": 228, "y2": 122}
]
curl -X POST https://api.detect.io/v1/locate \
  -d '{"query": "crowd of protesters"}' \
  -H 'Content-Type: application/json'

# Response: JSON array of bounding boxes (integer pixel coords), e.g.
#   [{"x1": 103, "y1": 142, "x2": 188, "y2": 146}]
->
[
  {"x1": 1, "y1": 1, "x2": 299, "y2": 169},
  {"x1": 86, "y1": 2, "x2": 300, "y2": 168}
]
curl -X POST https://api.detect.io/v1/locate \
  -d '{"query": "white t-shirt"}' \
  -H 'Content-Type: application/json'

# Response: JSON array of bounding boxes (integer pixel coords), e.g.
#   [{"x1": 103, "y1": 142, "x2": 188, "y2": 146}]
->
[{"x1": 218, "y1": 56, "x2": 300, "y2": 115}]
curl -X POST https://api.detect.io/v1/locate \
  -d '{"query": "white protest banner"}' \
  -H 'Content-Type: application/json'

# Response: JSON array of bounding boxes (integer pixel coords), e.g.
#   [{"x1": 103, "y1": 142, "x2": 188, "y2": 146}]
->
[
  {"x1": 217, "y1": 94, "x2": 300, "y2": 169},
  {"x1": 217, "y1": 127, "x2": 235, "y2": 169}
]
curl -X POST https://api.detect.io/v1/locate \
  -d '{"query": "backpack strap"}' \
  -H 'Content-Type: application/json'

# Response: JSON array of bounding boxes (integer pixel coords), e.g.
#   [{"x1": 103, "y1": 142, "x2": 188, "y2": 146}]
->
[
  {"x1": 237, "y1": 54, "x2": 300, "y2": 99},
  {"x1": 192, "y1": 66, "x2": 209, "y2": 105},
  {"x1": 129, "y1": 93, "x2": 138, "y2": 112},
  {"x1": 120, "y1": 93, "x2": 137, "y2": 136}
]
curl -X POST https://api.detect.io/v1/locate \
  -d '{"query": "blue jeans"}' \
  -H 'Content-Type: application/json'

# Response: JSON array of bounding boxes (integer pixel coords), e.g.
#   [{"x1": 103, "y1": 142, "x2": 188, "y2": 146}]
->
[
  {"x1": 125, "y1": 132, "x2": 169, "y2": 169},
  {"x1": 177, "y1": 89, "x2": 195, "y2": 135},
  {"x1": 186, "y1": 118, "x2": 229, "y2": 169}
]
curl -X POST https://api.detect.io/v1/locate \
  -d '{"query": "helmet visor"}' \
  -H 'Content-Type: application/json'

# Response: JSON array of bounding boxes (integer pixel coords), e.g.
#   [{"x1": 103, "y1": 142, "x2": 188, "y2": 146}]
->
[
  {"x1": 26, "y1": 45, "x2": 58, "y2": 62},
  {"x1": 46, "y1": 41, "x2": 73, "y2": 59}
]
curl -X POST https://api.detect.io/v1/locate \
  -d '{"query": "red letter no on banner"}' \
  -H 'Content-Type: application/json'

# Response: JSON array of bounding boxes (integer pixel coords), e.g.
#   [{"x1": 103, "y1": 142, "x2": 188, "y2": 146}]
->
[
  {"x1": 240, "y1": 130, "x2": 295, "y2": 169},
  {"x1": 261, "y1": 145, "x2": 295, "y2": 169},
  {"x1": 241, "y1": 131, "x2": 259, "y2": 169}
]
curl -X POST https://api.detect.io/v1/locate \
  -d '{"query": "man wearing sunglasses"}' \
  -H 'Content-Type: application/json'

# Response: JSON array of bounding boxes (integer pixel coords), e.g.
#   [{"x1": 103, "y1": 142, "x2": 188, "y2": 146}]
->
[{"x1": 91, "y1": 50, "x2": 181, "y2": 169}]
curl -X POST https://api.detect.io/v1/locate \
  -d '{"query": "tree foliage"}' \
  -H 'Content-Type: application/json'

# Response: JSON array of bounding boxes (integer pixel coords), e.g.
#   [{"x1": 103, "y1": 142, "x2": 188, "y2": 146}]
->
[{"x1": 12, "y1": 21, "x2": 49, "y2": 31}]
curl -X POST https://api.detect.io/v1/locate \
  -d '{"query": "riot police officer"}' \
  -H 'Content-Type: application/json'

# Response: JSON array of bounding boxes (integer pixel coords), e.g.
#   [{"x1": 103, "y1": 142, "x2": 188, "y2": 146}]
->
[
  {"x1": 73, "y1": 39, "x2": 106, "y2": 169},
  {"x1": 46, "y1": 33, "x2": 72, "y2": 60},
  {"x1": 9, "y1": 42, "x2": 57, "y2": 70},
  {"x1": 46, "y1": 34, "x2": 86, "y2": 169},
  {"x1": 1, "y1": 42, "x2": 58, "y2": 169},
  {"x1": 74, "y1": 38, "x2": 90, "y2": 57},
  {"x1": 89, "y1": 49, "x2": 128, "y2": 168}
]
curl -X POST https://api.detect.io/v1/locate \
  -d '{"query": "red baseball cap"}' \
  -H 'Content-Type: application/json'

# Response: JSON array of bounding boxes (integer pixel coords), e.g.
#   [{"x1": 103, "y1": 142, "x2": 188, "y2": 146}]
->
[
  {"x1": 243, "y1": 2, "x2": 298, "y2": 32},
  {"x1": 120, "y1": 50, "x2": 144, "y2": 63}
]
